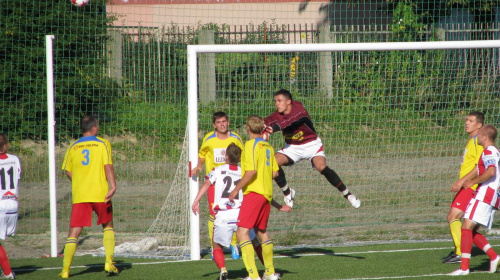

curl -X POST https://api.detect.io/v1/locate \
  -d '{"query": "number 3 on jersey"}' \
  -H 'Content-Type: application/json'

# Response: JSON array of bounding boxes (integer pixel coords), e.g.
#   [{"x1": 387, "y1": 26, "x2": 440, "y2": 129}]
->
[{"x1": 82, "y1": 149, "x2": 90, "y2": 166}]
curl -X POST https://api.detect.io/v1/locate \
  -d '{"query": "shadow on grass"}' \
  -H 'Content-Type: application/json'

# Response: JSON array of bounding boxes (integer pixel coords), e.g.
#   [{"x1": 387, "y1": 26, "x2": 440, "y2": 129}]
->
[
  {"x1": 276, "y1": 247, "x2": 364, "y2": 259},
  {"x1": 70, "y1": 260, "x2": 132, "y2": 277},
  {"x1": 12, "y1": 265, "x2": 43, "y2": 277}
]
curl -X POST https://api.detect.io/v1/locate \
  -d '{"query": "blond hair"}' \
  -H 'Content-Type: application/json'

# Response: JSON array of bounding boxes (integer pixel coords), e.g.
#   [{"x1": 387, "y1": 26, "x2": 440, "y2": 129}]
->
[{"x1": 246, "y1": 115, "x2": 265, "y2": 134}]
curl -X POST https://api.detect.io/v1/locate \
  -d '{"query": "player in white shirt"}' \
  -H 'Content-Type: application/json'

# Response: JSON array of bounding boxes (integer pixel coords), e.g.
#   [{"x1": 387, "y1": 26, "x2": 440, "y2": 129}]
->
[
  {"x1": 0, "y1": 134, "x2": 20, "y2": 279},
  {"x1": 192, "y1": 143, "x2": 243, "y2": 280},
  {"x1": 449, "y1": 125, "x2": 500, "y2": 276},
  {"x1": 192, "y1": 143, "x2": 291, "y2": 280}
]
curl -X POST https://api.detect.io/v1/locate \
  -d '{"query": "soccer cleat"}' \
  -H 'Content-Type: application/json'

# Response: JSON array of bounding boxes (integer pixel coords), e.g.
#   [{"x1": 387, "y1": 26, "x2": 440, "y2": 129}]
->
[
  {"x1": 442, "y1": 253, "x2": 461, "y2": 264},
  {"x1": 347, "y1": 194, "x2": 361, "y2": 208},
  {"x1": 242, "y1": 277, "x2": 262, "y2": 280},
  {"x1": 448, "y1": 269, "x2": 469, "y2": 276},
  {"x1": 104, "y1": 262, "x2": 119, "y2": 275},
  {"x1": 230, "y1": 244, "x2": 240, "y2": 260},
  {"x1": 490, "y1": 255, "x2": 500, "y2": 273},
  {"x1": 0, "y1": 272, "x2": 15, "y2": 279},
  {"x1": 58, "y1": 269, "x2": 69, "y2": 279},
  {"x1": 220, "y1": 267, "x2": 228, "y2": 280},
  {"x1": 284, "y1": 188, "x2": 295, "y2": 208},
  {"x1": 262, "y1": 272, "x2": 281, "y2": 280},
  {"x1": 442, "y1": 251, "x2": 456, "y2": 260}
]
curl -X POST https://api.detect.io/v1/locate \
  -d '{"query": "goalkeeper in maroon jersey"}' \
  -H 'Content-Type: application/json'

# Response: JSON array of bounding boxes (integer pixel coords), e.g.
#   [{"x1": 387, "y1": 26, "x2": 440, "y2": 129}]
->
[{"x1": 263, "y1": 89, "x2": 360, "y2": 209}]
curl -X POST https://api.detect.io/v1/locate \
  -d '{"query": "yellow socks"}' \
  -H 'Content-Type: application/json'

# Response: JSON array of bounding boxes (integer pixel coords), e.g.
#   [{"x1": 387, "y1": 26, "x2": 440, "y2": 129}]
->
[
  {"x1": 450, "y1": 219, "x2": 462, "y2": 255},
  {"x1": 103, "y1": 227, "x2": 115, "y2": 261},
  {"x1": 240, "y1": 240, "x2": 259, "y2": 279},
  {"x1": 261, "y1": 239, "x2": 275, "y2": 276},
  {"x1": 62, "y1": 237, "x2": 78, "y2": 269},
  {"x1": 208, "y1": 215, "x2": 215, "y2": 249}
]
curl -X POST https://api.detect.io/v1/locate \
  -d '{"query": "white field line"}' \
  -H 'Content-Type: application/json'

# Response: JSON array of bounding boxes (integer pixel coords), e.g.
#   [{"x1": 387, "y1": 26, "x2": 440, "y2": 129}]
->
[{"x1": 11, "y1": 246, "x2": 492, "y2": 279}]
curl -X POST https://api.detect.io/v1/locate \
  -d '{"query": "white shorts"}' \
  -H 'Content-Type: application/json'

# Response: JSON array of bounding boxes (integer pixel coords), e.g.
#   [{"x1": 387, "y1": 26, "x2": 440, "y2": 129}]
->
[
  {"x1": 277, "y1": 137, "x2": 326, "y2": 166},
  {"x1": 213, "y1": 209, "x2": 239, "y2": 247},
  {"x1": 0, "y1": 212, "x2": 18, "y2": 240},
  {"x1": 464, "y1": 198, "x2": 496, "y2": 229}
]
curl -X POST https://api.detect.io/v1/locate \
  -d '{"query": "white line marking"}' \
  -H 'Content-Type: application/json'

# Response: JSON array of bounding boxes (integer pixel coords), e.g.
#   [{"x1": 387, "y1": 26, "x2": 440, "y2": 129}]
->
[{"x1": 12, "y1": 245, "x2": 491, "y2": 280}]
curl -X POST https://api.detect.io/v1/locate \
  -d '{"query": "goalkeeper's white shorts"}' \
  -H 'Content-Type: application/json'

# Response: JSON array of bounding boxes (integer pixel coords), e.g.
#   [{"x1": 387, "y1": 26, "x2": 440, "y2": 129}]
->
[{"x1": 277, "y1": 137, "x2": 326, "y2": 166}]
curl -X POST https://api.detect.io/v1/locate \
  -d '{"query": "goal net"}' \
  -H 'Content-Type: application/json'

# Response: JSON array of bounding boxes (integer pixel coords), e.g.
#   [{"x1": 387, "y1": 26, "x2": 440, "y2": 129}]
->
[{"x1": 116, "y1": 40, "x2": 500, "y2": 260}]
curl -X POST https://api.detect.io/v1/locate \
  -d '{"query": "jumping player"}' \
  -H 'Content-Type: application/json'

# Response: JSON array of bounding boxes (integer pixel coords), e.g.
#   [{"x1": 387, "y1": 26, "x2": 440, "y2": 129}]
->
[
  {"x1": 191, "y1": 111, "x2": 244, "y2": 260},
  {"x1": 229, "y1": 115, "x2": 282, "y2": 280},
  {"x1": 449, "y1": 125, "x2": 500, "y2": 275},
  {"x1": 59, "y1": 116, "x2": 118, "y2": 278},
  {"x1": 263, "y1": 89, "x2": 360, "y2": 209},
  {"x1": 0, "y1": 134, "x2": 20, "y2": 279},
  {"x1": 443, "y1": 111, "x2": 484, "y2": 264}
]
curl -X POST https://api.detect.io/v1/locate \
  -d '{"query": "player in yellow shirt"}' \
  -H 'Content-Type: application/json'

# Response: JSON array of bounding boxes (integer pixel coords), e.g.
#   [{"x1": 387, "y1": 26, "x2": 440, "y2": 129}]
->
[
  {"x1": 443, "y1": 111, "x2": 484, "y2": 264},
  {"x1": 191, "y1": 111, "x2": 244, "y2": 259},
  {"x1": 59, "y1": 116, "x2": 118, "y2": 278},
  {"x1": 229, "y1": 115, "x2": 281, "y2": 280}
]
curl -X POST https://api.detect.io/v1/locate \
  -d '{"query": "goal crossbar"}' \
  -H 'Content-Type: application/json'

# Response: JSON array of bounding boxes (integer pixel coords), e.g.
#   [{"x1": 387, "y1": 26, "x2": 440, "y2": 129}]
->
[{"x1": 186, "y1": 40, "x2": 500, "y2": 260}]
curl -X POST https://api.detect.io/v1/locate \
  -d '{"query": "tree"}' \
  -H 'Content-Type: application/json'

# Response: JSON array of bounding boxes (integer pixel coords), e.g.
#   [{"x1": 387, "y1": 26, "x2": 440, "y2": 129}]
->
[{"x1": 0, "y1": 0, "x2": 118, "y2": 140}]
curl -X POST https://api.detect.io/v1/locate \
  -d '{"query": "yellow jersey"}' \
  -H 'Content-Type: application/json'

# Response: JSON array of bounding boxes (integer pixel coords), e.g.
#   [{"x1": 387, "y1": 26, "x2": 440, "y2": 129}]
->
[
  {"x1": 241, "y1": 138, "x2": 279, "y2": 202},
  {"x1": 199, "y1": 131, "x2": 243, "y2": 175},
  {"x1": 460, "y1": 135, "x2": 483, "y2": 190},
  {"x1": 62, "y1": 136, "x2": 113, "y2": 203}
]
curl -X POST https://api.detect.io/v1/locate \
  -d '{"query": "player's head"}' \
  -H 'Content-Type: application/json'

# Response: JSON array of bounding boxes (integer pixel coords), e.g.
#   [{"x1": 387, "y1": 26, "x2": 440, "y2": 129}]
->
[
  {"x1": 246, "y1": 115, "x2": 265, "y2": 135},
  {"x1": 274, "y1": 89, "x2": 293, "y2": 114},
  {"x1": 225, "y1": 143, "x2": 241, "y2": 165},
  {"x1": 477, "y1": 125, "x2": 497, "y2": 147},
  {"x1": 80, "y1": 115, "x2": 99, "y2": 135},
  {"x1": 274, "y1": 89, "x2": 293, "y2": 101},
  {"x1": 0, "y1": 133, "x2": 9, "y2": 153},
  {"x1": 465, "y1": 111, "x2": 484, "y2": 136},
  {"x1": 212, "y1": 111, "x2": 229, "y2": 134}
]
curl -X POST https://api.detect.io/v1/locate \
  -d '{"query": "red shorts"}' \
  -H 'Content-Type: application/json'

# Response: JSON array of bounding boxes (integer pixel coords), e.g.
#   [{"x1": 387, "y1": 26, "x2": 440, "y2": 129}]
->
[
  {"x1": 451, "y1": 187, "x2": 475, "y2": 212},
  {"x1": 70, "y1": 202, "x2": 113, "y2": 227},
  {"x1": 237, "y1": 192, "x2": 270, "y2": 231},
  {"x1": 207, "y1": 184, "x2": 215, "y2": 216}
]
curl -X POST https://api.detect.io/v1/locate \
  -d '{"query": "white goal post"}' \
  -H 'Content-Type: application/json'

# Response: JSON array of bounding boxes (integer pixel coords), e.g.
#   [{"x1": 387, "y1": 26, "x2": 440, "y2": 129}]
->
[{"x1": 187, "y1": 40, "x2": 500, "y2": 261}]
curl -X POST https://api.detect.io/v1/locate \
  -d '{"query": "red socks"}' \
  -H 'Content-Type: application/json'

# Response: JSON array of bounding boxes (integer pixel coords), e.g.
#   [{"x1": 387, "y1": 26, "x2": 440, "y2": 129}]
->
[{"x1": 0, "y1": 246, "x2": 11, "y2": 276}]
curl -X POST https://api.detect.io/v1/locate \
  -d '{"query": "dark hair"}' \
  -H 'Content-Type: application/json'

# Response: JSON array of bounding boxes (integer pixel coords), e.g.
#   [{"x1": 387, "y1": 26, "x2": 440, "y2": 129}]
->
[
  {"x1": 226, "y1": 143, "x2": 241, "y2": 164},
  {"x1": 0, "y1": 133, "x2": 8, "y2": 153},
  {"x1": 482, "y1": 124, "x2": 497, "y2": 142},
  {"x1": 212, "y1": 111, "x2": 228, "y2": 124},
  {"x1": 80, "y1": 115, "x2": 98, "y2": 134},
  {"x1": 469, "y1": 111, "x2": 485, "y2": 126},
  {"x1": 274, "y1": 89, "x2": 293, "y2": 101}
]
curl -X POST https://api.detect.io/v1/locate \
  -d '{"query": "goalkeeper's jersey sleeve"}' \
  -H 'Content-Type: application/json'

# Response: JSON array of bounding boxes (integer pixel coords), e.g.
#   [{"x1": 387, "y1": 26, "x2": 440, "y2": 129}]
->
[
  {"x1": 459, "y1": 135, "x2": 483, "y2": 190},
  {"x1": 62, "y1": 136, "x2": 113, "y2": 203},
  {"x1": 198, "y1": 131, "x2": 243, "y2": 175}
]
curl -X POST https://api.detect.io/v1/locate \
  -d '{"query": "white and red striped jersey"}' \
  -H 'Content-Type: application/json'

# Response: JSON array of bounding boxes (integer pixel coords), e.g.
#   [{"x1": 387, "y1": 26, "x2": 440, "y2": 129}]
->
[
  {"x1": 206, "y1": 164, "x2": 243, "y2": 213},
  {"x1": 0, "y1": 153, "x2": 21, "y2": 212},
  {"x1": 474, "y1": 145, "x2": 500, "y2": 208}
]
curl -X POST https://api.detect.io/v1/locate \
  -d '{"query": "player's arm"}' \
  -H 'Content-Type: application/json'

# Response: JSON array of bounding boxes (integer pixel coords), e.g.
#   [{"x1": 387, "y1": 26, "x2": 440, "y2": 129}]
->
[
  {"x1": 192, "y1": 179, "x2": 212, "y2": 215},
  {"x1": 464, "y1": 166, "x2": 495, "y2": 189},
  {"x1": 271, "y1": 199, "x2": 292, "y2": 212},
  {"x1": 104, "y1": 164, "x2": 117, "y2": 203},
  {"x1": 191, "y1": 157, "x2": 205, "y2": 177},
  {"x1": 65, "y1": 171, "x2": 72, "y2": 181},
  {"x1": 450, "y1": 165, "x2": 478, "y2": 192},
  {"x1": 229, "y1": 170, "x2": 256, "y2": 203}
]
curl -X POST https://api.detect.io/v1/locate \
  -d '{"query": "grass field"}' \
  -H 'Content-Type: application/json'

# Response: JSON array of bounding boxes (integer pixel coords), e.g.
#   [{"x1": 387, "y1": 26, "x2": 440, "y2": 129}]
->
[{"x1": 10, "y1": 240, "x2": 500, "y2": 280}]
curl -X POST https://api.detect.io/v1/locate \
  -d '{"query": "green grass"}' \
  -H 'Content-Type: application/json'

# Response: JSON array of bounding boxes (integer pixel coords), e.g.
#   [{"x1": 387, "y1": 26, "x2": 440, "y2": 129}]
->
[{"x1": 11, "y1": 240, "x2": 500, "y2": 279}]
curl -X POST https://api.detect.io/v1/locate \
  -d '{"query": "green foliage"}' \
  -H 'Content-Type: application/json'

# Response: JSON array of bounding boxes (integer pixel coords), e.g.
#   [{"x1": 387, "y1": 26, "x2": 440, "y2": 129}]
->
[{"x1": 0, "y1": 0, "x2": 118, "y2": 140}]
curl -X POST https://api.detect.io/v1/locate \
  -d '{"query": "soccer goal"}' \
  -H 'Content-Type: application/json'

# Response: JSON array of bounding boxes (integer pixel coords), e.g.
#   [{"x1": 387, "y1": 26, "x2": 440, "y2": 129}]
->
[{"x1": 115, "y1": 40, "x2": 500, "y2": 261}]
